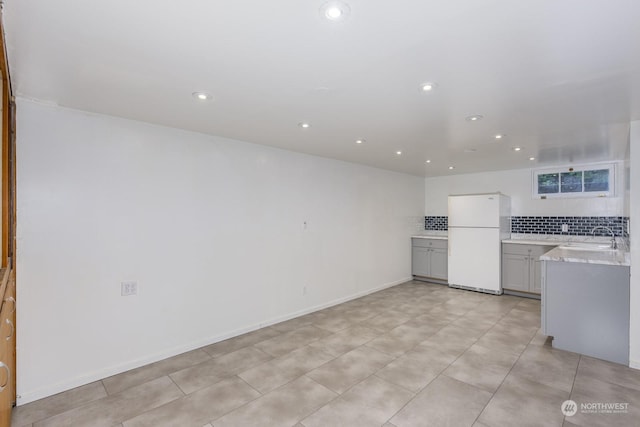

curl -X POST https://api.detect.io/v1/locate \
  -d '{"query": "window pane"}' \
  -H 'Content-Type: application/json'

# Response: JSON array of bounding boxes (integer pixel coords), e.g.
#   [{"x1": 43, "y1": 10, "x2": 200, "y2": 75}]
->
[
  {"x1": 538, "y1": 173, "x2": 559, "y2": 194},
  {"x1": 561, "y1": 171, "x2": 583, "y2": 193},
  {"x1": 584, "y1": 169, "x2": 609, "y2": 192}
]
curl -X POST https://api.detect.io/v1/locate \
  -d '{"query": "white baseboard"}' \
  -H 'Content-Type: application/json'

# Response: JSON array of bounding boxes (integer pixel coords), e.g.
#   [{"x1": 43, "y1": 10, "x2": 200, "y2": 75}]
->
[
  {"x1": 17, "y1": 276, "x2": 412, "y2": 405},
  {"x1": 629, "y1": 358, "x2": 640, "y2": 370}
]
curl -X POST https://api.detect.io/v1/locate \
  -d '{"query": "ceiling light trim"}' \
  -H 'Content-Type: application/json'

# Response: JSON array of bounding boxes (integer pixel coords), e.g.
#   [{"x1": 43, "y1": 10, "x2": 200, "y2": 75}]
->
[
  {"x1": 420, "y1": 82, "x2": 438, "y2": 92},
  {"x1": 192, "y1": 92, "x2": 212, "y2": 101},
  {"x1": 320, "y1": 1, "x2": 351, "y2": 22}
]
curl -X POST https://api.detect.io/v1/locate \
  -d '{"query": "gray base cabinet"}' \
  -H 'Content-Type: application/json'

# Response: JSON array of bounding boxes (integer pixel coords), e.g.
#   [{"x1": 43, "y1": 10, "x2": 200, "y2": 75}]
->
[
  {"x1": 502, "y1": 243, "x2": 555, "y2": 295},
  {"x1": 542, "y1": 260, "x2": 630, "y2": 365},
  {"x1": 412, "y1": 238, "x2": 448, "y2": 282},
  {"x1": 429, "y1": 247, "x2": 448, "y2": 280}
]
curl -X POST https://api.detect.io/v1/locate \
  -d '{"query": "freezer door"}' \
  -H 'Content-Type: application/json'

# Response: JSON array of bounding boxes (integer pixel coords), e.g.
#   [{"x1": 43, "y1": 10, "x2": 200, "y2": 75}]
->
[
  {"x1": 448, "y1": 227, "x2": 502, "y2": 293},
  {"x1": 448, "y1": 194, "x2": 500, "y2": 228}
]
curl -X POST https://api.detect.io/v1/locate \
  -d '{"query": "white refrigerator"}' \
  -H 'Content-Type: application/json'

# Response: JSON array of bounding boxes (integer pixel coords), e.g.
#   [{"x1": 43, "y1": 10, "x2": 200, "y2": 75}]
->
[{"x1": 448, "y1": 193, "x2": 511, "y2": 295}]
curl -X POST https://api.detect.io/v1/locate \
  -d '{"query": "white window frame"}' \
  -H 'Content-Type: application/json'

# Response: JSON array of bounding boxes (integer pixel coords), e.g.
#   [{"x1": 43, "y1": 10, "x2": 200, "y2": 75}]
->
[{"x1": 532, "y1": 163, "x2": 615, "y2": 199}]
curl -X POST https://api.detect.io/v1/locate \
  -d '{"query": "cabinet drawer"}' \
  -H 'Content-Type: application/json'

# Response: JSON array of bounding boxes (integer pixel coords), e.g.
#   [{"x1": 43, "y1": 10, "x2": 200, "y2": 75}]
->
[
  {"x1": 503, "y1": 243, "x2": 556, "y2": 256},
  {"x1": 502, "y1": 243, "x2": 533, "y2": 255},
  {"x1": 412, "y1": 238, "x2": 448, "y2": 249}
]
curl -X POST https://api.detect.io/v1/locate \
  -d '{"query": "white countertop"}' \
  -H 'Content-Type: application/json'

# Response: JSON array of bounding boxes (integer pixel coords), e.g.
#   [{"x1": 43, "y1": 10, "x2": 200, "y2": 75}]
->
[
  {"x1": 412, "y1": 235, "x2": 448, "y2": 240},
  {"x1": 503, "y1": 234, "x2": 619, "y2": 246},
  {"x1": 540, "y1": 246, "x2": 630, "y2": 267},
  {"x1": 413, "y1": 234, "x2": 617, "y2": 244},
  {"x1": 502, "y1": 239, "x2": 560, "y2": 246},
  {"x1": 506, "y1": 235, "x2": 630, "y2": 266}
]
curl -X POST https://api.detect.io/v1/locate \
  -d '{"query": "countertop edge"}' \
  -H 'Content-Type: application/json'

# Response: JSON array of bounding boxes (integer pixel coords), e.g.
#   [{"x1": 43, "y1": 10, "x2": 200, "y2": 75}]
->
[
  {"x1": 502, "y1": 239, "x2": 560, "y2": 246},
  {"x1": 540, "y1": 247, "x2": 630, "y2": 267},
  {"x1": 412, "y1": 235, "x2": 448, "y2": 240}
]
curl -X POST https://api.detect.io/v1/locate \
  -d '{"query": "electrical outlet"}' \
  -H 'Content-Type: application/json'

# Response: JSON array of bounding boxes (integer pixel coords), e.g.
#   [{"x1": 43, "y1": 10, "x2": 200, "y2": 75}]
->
[
  {"x1": 121, "y1": 281, "x2": 138, "y2": 296},
  {"x1": 561, "y1": 224, "x2": 569, "y2": 233}
]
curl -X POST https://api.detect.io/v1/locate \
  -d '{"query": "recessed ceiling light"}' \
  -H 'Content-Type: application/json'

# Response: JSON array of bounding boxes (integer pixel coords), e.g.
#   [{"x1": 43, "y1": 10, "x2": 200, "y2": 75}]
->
[
  {"x1": 448, "y1": 166, "x2": 455, "y2": 170},
  {"x1": 513, "y1": 147, "x2": 522, "y2": 151},
  {"x1": 192, "y1": 92, "x2": 212, "y2": 101},
  {"x1": 495, "y1": 134, "x2": 504, "y2": 139},
  {"x1": 326, "y1": 7, "x2": 342, "y2": 19},
  {"x1": 396, "y1": 151, "x2": 402, "y2": 155},
  {"x1": 425, "y1": 160, "x2": 431, "y2": 163},
  {"x1": 529, "y1": 157, "x2": 536, "y2": 161},
  {"x1": 299, "y1": 122, "x2": 311, "y2": 129},
  {"x1": 465, "y1": 115, "x2": 483, "y2": 122},
  {"x1": 321, "y1": 1, "x2": 350, "y2": 21},
  {"x1": 355, "y1": 139, "x2": 365, "y2": 144},
  {"x1": 421, "y1": 82, "x2": 438, "y2": 92}
]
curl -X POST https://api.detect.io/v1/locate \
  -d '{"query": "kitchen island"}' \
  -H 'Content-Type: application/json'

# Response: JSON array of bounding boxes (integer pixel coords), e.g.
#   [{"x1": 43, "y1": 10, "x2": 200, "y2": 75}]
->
[{"x1": 541, "y1": 246, "x2": 630, "y2": 365}]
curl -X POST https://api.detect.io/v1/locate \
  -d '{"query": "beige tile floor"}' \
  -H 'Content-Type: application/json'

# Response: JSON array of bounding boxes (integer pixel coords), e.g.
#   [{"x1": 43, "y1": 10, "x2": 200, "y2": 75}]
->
[{"x1": 12, "y1": 280, "x2": 640, "y2": 427}]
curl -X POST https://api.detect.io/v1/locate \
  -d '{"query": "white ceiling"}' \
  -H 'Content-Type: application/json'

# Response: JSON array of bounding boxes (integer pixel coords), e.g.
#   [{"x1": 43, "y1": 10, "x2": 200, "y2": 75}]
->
[{"x1": 4, "y1": 0, "x2": 640, "y2": 176}]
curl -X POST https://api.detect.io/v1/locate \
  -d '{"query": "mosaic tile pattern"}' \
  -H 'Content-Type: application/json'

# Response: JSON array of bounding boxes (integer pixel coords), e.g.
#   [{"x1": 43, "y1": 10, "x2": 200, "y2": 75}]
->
[
  {"x1": 424, "y1": 216, "x2": 629, "y2": 237},
  {"x1": 511, "y1": 216, "x2": 628, "y2": 237},
  {"x1": 424, "y1": 216, "x2": 448, "y2": 231}
]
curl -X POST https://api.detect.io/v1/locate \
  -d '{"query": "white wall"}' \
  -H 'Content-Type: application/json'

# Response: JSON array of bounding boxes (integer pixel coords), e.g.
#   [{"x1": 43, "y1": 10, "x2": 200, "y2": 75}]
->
[
  {"x1": 15, "y1": 99, "x2": 425, "y2": 404},
  {"x1": 425, "y1": 167, "x2": 624, "y2": 217},
  {"x1": 629, "y1": 120, "x2": 640, "y2": 369},
  {"x1": 624, "y1": 141, "x2": 631, "y2": 219}
]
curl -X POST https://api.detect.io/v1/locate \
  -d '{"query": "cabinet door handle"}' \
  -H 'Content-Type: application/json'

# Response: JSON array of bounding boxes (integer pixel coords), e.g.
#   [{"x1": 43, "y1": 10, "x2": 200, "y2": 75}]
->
[
  {"x1": 0, "y1": 362, "x2": 9, "y2": 392},
  {"x1": 4, "y1": 297, "x2": 15, "y2": 315},
  {"x1": 5, "y1": 319, "x2": 13, "y2": 341}
]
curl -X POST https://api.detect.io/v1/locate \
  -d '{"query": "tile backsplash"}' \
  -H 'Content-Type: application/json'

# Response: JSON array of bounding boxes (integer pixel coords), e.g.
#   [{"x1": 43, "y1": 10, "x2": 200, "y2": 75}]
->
[
  {"x1": 425, "y1": 215, "x2": 629, "y2": 237},
  {"x1": 424, "y1": 216, "x2": 448, "y2": 231},
  {"x1": 511, "y1": 216, "x2": 628, "y2": 237}
]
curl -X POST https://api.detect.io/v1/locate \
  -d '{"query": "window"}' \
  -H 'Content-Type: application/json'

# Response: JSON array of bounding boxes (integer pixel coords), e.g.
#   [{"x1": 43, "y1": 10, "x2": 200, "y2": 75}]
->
[{"x1": 532, "y1": 164, "x2": 615, "y2": 198}]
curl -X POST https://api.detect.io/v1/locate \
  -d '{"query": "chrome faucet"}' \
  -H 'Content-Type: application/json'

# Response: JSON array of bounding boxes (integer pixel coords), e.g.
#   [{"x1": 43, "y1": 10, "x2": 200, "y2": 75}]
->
[{"x1": 591, "y1": 226, "x2": 617, "y2": 249}]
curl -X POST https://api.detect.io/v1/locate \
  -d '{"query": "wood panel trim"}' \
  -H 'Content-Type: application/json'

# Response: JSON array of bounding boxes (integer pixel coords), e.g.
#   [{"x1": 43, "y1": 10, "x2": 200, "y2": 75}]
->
[
  {"x1": 0, "y1": 268, "x2": 8, "y2": 312},
  {"x1": 0, "y1": 8, "x2": 16, "y2": 421},
  {"x1": 0, "y1": 8, "x2": 11, "y2": 269}
]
